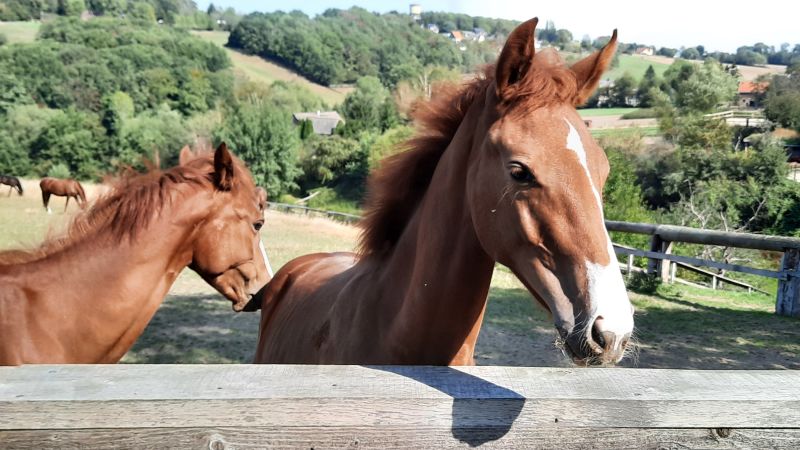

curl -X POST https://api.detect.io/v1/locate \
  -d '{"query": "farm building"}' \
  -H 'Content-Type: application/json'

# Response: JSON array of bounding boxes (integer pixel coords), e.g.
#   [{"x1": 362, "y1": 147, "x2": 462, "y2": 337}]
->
[
  {"x1": 292, "y1": 111, "x2": 344, "y2": 135},
  {"x1": 738, "y1": 81, "x2": 768, "y2": 108}
]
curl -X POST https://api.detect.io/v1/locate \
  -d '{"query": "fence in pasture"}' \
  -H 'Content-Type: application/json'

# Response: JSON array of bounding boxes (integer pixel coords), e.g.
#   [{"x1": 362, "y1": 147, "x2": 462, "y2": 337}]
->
[
  {"x1": 606, "y1": 220, "x2": 800, "y2": 318},
  {"x1": 704, "y1": 109, "x2": 770, "y2": 127},
  {"x1": 267, "y1": 203, "x2": 800, "y2": 317},
  {"x1": 267, "y1": 202, "x2": 360, "y2": 224},
  {"x1": 1, "y1": 364, "x2": 798, "y2": 448}
]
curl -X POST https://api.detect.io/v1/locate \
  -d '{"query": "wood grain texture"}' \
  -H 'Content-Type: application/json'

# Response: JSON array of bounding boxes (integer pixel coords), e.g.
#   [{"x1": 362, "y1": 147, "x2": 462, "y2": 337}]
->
[
  {"x1": 1, "y1": 365, "x2": 799, "y2": 432},
  {"x1": 778, "y1": 249, "x2": 800, "y2": 317},
  {"x1": 605, "y1": 220, "x2": 800, "y2": 252},
  {"x1": 2, "y1": 427, "x2": 799, "y2": 449}
]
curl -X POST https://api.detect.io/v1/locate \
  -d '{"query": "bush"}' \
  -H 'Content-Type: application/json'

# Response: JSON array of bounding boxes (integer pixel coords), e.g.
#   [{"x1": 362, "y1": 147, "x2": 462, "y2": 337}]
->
[
  {"x1": 627, "y1": 271, "x2": 661, "y2": 294},
  {"x1": 620, "y1": 108, "x2": 657, "y2": 119},
  {"x1": 0, "y1": 33, "x2": 7, "y2": 47},
  {"x1": 47, "y1": 162, "x2": 72, "y2": 179}
]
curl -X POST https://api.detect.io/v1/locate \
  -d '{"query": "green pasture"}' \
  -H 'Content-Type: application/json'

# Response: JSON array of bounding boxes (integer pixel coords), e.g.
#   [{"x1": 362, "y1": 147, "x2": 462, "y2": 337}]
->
[
  {"x1": 607, "y1": 54, "x2": 670, "y2": 81},
  {"x1": 1, "y1": 181, "x2": 796, "y2": 368},
  {"x1": 0, "y1": 21, "x2": 40, "y2": 43},
  {"x1": 590, "y1": 126, "x2": 660, "y2": 137},
  {"x1": 578, "y1": 107, "x2": 640, "y2": 117}
]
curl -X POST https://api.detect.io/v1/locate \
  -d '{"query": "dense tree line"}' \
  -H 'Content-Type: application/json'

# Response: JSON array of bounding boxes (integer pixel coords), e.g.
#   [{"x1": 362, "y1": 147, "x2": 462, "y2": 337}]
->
[
  {"x1": 0, "y1": 17, "x2": 232, "y2": 177},
  {"x1": 227, "y1": 7, "x2": 496, "y2": 87},
  {"x1": 0, "y1": 0, "x2": 197, "y2": 22},
  {"x1": 418, "y1": 11, "x2": 517, "y2": 35}
]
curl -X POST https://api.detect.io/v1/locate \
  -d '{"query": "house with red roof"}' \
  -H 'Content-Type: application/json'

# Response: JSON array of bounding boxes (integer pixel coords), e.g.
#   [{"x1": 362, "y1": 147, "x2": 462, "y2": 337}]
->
[{"x1": 738, "y1": 81, "x2": 768, "y2": 108}]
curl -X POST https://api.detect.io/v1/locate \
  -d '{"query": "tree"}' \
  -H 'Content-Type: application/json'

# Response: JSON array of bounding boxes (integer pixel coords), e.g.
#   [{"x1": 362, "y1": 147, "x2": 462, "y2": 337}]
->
[
  {"x1": 657, "y1": 47, "x2": 677, "y2": 58},
  {"x1": 667, "y1": 60, "x2": 738, "y2": 113},
  {"x1": 57, "y1": 0, "x2": 85, "y2": 16},
  {"x1": 118, "y1": 106, "x2": 189, "y2": 169},
  {"x1": 609, "y1": 73, "x2": 636, "y2": 107},
  {"x1": 213, "y1": 99, "x2": 301, "y2": 196},
  {"x1": 764, "y1": 75, "x2": 800, "y2": 131},
  {"x1": 337, "y1": 76, "x2": 397, "y2": 136},
  {"x1": 31, "y1": 108, "x2": 107, "y2": 179},
  {"x1": 680, "y1": 47, "x2": 701, "y2": 60},
  {"x1": 636, "y1": 65, "x2": 658, "y2": 107},
  {"x1": 128, "y1": 1, "x2": 155, "y2": 21},
  {"x1": 101, "y1": 91, "x2": 134, "y2": 137}
]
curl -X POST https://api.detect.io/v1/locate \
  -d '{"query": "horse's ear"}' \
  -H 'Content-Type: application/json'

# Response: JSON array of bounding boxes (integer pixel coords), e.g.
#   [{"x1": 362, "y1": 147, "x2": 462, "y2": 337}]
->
[
  {"x1": 179, "y1": 145, "x2": 194, "y2": 166},
  {"x1": 570, "y1": 29, "x2": 618, "y2": 106},
  {"x1": 495, "y1": 17, "x2": 538, "y2": 100},
  {"x1": 214, "y1": 142, "x2": 235, "y2": 191}
]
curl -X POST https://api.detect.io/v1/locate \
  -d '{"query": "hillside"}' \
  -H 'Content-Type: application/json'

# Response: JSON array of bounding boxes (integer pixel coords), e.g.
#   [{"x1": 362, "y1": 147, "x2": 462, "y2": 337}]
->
[
  {"x1": 606, "y1": 54, "x2": 670, "y2": 81},
  {"x1": 191, "y1": 30, "x2": 350, "y2": 105}
]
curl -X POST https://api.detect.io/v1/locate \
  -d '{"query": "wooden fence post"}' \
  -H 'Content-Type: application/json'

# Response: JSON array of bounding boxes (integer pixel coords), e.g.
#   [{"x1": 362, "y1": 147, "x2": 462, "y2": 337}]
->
[
  {"x1": 777, "y1": 249, "x2": 800, "y2": 318},
  {"x1": 647, "y1": 235, "x2": 673, "y2": 281}
]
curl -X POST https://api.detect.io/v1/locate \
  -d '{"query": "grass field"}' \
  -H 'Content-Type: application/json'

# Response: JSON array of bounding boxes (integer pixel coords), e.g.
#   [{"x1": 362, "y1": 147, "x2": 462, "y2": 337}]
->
[
  {"x1": 590, "y1": 126, "x2": 660, "y2": 137},
  {"x1": 191, "y1": 30, "x2": 350, "y2": 105},
  {"x1": 2, "y1": 179, "x2": 797, "y2": 368},
  {"x1": 0, "y1": 21, "x2": 40, "y2": 43},
  {"x1": 578, "y1": 107, "x2": 640, "y2": 117},
  {"x1": 606, "y1": 54, "x2": 670, "y2": 81}
]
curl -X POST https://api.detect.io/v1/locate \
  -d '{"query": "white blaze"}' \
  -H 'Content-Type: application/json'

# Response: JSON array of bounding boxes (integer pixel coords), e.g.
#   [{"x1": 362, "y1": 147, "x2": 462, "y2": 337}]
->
[{"x1": 564, "y1": 119, "x2": 633, "y2": 342}]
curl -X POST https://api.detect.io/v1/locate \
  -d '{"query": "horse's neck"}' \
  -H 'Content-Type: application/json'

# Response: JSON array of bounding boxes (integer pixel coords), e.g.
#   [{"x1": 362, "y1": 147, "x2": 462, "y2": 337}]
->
[
  {"x1": 382, "y1": 112, "x2": 495, "y2": 365},
  {"x1": 10, "y1": 203, "x2": 195, "y2": 363}
]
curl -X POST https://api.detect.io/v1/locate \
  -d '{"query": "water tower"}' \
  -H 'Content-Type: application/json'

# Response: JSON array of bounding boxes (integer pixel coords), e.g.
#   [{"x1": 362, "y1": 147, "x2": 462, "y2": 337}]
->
[{"x1": 410, "y1": 4, "x2": 422, "y2": 22}]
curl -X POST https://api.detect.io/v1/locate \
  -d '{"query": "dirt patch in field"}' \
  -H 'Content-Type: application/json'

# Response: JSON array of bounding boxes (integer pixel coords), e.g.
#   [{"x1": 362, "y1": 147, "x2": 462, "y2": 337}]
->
[{"x1": 585, "y1": 115, "x2": 657, "y2": 130}]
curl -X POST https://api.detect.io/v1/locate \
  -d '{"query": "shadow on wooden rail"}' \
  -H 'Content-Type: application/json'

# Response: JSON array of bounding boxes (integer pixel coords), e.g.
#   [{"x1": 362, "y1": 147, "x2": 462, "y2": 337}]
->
[{"x1": 1, "y1": 365, "x2": 798, "y2": 448}]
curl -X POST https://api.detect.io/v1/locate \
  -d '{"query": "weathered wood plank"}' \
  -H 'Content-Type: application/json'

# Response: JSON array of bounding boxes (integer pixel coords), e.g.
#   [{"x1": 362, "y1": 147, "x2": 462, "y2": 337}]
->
[
  {"x1": 606, "y1": 220, "x2": 800, "y2": 252},
  {"x1": 2, "y1": 426, "x2": 799, "y2": 449},
  {"x1": 613, "y1": 245, "x2": 784, "y2": 279},
  {"x1": 777, "y1": 248, "x2": 800, "y2": 317},
  {"x1": 1, "y1": 366, "x2": 798, "y2": 430}
]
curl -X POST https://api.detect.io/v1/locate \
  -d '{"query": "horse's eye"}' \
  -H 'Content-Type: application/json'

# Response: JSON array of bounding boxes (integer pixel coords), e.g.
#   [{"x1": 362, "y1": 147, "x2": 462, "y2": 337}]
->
[
  {"x1": 253, "y1": 220, "x2": 264, "y2": 232},
  {"x1": 509, "y1": 163, "x2": 534, "y2": 184}
]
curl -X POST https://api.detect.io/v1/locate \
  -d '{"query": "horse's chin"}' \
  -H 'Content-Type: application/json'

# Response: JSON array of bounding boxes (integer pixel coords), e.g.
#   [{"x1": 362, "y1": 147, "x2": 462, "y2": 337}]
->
[{"x1": 231, "y1": 296, "x2": 251, "y2": 312}]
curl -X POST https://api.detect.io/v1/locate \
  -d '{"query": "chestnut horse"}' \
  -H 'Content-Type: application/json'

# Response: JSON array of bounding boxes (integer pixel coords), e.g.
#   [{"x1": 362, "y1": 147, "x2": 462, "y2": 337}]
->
[
  {"x1": 254, "y1": 18, "x2": 633, "y2": 367},
  {"x1": 0, "y1": 175, "x2": 23, "y2": 196},
  {"x1": 40, "y1": 177, "x2": 86, "y2": 213},
  {"x1": 0, "y1": 143, "x2": 271, "y2": 365}
]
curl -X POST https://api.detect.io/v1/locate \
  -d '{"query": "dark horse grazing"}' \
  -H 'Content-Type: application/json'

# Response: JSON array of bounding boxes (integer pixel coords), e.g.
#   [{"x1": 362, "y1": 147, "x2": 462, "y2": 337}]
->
[
  {"x1": 40, "y1": 177, "x2": 87, "y2": 213},
  {"x1": 253, "y1": 18, "x2": 633, "y2": 367},
  {"x1": 0, "y1": 175, "x2": 22, "y2": 196},
  {"x1": 0, "y1": 143, "x2": 271, "y2": 364}
]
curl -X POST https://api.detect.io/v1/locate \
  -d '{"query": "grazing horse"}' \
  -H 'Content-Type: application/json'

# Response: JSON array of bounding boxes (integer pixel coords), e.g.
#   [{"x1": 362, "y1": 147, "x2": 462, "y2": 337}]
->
[
  {"x1": 0, "y1": 175, "x2": 23, "y2": 196},
  {"x1": 40, "y1": 177, "x2": 87, "y2": 213},
  {"x1": 253, "y1": 18, "x2": 633, "y2": 366},
  {"x1": 0, "y1": 143, "x2": 271, "y2": 365}
]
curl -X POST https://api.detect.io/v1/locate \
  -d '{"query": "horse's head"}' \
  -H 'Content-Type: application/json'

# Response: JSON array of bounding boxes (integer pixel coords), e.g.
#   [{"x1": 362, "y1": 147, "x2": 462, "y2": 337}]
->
[
  {"x1": 467, "y1": 18, "x2": 633, "y2": 365},
  {"x1": 183, "y1": 143, "x2": 272, "y2": 311}
]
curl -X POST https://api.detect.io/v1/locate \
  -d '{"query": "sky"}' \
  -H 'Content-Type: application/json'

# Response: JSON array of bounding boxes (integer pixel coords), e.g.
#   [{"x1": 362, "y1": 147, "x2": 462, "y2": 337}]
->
[{"x1": 197, "y1": 0, "x2": 798, "y2": 54}]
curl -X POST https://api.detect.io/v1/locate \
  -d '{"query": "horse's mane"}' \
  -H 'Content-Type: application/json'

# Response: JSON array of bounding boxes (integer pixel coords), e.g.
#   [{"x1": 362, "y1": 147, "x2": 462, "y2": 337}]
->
[
  {"x1": 0, "y1": 154, "x2": 246, "y2": 266},
  {"x1": 358, "y1": 52, "x2": 579, "y2": 257}
]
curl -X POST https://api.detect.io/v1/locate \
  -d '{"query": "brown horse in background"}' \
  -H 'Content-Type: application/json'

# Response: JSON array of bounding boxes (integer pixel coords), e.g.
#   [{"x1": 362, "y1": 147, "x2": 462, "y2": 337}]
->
[
  {"x1": 0, "y1": 143, "x2": 271, "y2": 365},
  {"x1": 253, "y1": 18, "x2": 634, "y2": 367},
  {"x1": 0, "y1": 175, "x2": 23, "y2": 196},
  {"x1": 40, "y1": 177, "x2": 86, "y2": 213}
]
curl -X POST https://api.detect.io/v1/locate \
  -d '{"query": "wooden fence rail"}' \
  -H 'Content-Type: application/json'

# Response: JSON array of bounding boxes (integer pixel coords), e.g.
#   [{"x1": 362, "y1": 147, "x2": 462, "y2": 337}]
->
[
  {"x1": 606, "y1": 220, "x2": 800, "y2": 318},
  {"x1": 1, "y1": 365, "x2": 798, "y2": 449},
  {"x1": 265, "y1": 204, "x2": 800, "y2": 317}
]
